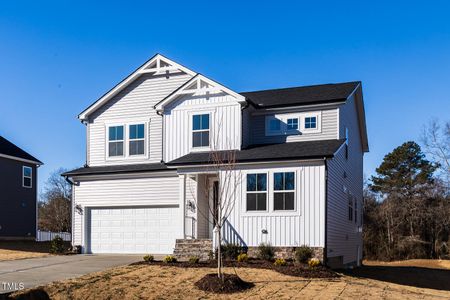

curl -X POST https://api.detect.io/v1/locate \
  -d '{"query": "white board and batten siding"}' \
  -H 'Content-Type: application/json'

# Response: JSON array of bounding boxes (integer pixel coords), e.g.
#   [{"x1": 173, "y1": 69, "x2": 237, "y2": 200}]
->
[
  {"x1": 218, "y1": 162, "x2": 326, "y2": 248},
  {"x1": 163, "y1": 93, "x2": 242, "y2": 162},
  {"x1": 72, "y1": 174, "x2": 181, "y2": 253},
  {"x1": 327, "y1": 94, "x2": 364, "y2": 264},
  {"x1": 248, "y1": 107, "x2": 339, "y2": 145},
  {"x1": 87, "y1": 72, "x2": 193, "y2": 166}
]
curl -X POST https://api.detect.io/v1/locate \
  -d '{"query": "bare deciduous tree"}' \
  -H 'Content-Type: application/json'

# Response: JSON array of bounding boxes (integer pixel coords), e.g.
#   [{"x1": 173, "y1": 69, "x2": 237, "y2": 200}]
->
[{"x1": 38, "y1": 168, "x2": 72, "y2": 232}]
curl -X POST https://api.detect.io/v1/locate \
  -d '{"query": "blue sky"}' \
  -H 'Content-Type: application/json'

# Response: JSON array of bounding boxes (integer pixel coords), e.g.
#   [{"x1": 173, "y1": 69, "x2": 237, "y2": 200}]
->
[{"x1": 1, "y1": 1, "x2": 449, "y2": 194}]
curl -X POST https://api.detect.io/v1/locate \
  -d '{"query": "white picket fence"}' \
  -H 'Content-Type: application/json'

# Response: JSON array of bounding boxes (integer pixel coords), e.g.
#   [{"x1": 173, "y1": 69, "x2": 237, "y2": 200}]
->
[{"x1": 36, "y1": 230, "x2": 71, "y2": 242}]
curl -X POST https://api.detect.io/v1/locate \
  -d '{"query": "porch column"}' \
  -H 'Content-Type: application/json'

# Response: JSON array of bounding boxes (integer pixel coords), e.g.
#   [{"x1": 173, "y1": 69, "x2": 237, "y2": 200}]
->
[{"x1": 179, "y1": 174, "x2": 186, "y2": 239}]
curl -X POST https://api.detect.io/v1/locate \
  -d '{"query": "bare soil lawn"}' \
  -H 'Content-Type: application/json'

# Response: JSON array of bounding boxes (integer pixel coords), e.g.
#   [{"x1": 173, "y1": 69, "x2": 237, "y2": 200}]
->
[
  {"x1": 9, "y1": 259, "x2": 450, "y2": 299},
  {"x1": 0, "y1": 241, "x2": 53, "y2": 261}
]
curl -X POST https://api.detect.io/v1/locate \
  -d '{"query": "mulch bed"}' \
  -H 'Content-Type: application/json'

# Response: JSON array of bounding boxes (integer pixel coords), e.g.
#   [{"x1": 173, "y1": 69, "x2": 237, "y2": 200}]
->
[
  {"x1": 194, "y1": 273, "x2": 254, "y2": 294},
  {"x1": 132, "y1": 259, "x2": 339, "y2": 279}
]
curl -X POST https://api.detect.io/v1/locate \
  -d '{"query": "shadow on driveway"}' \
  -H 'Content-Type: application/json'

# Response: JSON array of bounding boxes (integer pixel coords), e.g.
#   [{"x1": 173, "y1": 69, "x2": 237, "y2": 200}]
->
[{"x1": 343, "y1": 265, "x2": 450, "y2": 291}]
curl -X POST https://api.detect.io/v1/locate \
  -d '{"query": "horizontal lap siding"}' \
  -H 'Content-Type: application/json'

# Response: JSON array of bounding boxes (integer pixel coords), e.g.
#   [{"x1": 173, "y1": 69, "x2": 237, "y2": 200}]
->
[
  {"x1": 88, "y1": 73, "x2": 192, "y2": 166},
  {"x1": 72, "y1": 174, "x2": 180, "y2": 248},
  {"x1": 221, "y1": 163, "x2": 325, "y2": 247},
  {"x1": 250, "y1": 108, "x2": 338, "y2": 145},
  {"x1": 327, "y1": 95, "x2": 363, "y2": 264}
]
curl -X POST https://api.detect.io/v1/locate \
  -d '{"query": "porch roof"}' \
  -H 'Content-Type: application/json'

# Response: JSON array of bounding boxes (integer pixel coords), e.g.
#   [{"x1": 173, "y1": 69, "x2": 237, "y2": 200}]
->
[
  {"x1": 62, "y1": 162, "x2": 169, "y2": 177},
  {"x1": 166, "y1": 139, "x2": 345, "y2": 166}
]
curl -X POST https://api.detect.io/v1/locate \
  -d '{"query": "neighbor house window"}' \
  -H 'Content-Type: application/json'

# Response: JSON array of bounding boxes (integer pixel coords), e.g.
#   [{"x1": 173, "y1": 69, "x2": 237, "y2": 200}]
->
[
  {"x1": 192, "y1": 114, "x2": 209, "y2": 148},
  {"x1": 287, "y1": 118, "x2": 299, "y2": 130},
  {"x1": 108, "y1": 126, "x2": 124, "y2": 157},
  {"x1": 348, "y1": 194, "x2": 353, "y2": 221},
  {"x1": 23, "y1": 166, "x2": 32, "y2": 188},
  {"x1": 129, "y1": 124, "x2": 145, "y2": 156},
  {"x1": 354, "y1": 199, "x2": 358, "y2": 224},
  {"x1": 273, "y1": 172, "x2": 295, "y2": 210},
  {"x1": 246, "y1": 173, "x2": 267, "y2": 211},
  {"x1": 305, "y1": 116, "x2": 317, "y2": 129}
]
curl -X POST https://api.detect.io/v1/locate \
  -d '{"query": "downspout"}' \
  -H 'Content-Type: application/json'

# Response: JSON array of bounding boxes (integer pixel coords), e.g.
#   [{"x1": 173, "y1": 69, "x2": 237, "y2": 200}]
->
[
  {"x1": 240, "y1": 100, "x2": 250, "y2": 148},
  {"x1": 156, "y1": 109, "x2": 164, "y2": 163},
  {"x1": 80, "y1": 119, "x2": 89, "y2": 168},
  {"x1": 324, "y1": 157, "x2": 328, "y2": 266}
]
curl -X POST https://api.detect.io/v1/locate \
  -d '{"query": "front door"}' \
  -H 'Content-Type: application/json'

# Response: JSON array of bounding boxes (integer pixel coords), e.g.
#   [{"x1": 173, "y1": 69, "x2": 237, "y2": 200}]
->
[{"x1": 208, "y1": 178, "x2": 219, "y2": 238}]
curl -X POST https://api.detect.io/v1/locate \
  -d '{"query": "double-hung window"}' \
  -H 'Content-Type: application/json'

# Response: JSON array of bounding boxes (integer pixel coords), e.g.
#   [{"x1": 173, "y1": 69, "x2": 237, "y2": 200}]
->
[
  {"x1": 286, "y1": 118, "x2": 298, "y2": 130},
  {"x1": 192, "y1": 114, "x2": 210, "y2": 148},
  {"x1": 273, "y1": 172, "x2": 295, "y2": 210},
  {"x1": 108, "y1": 126, "x2": 124, "y2": 157},
  {"x1": 23, "y1": 166, "x2": 32, "y2": 188},
  {"x1": 129, "y1": 124, "x2": 145, "y2": 156},
  {"x1": 305, "y1": 116, "x2": 317, "y2": 129},
  {"x1": 246, "y1": 173, "x2": 267, "y2": 211}
]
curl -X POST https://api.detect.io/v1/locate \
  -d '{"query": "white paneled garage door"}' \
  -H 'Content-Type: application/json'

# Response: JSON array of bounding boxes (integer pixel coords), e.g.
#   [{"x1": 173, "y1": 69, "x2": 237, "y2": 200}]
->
[{"x1": 89, "y1": 206, "x2": 180, "y2": 254}]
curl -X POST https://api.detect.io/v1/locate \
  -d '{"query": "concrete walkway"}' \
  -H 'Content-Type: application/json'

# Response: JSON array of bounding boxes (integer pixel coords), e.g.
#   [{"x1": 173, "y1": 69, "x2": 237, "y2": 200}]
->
[{"x1": 0, "y1": 254, "x2": 142, "y2": 294}]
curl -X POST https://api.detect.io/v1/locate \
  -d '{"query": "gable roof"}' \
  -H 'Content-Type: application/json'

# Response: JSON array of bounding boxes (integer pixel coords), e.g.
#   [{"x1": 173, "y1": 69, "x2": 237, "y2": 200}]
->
[
  {"x1": 154, "y1": 74, "x2": 246, "y2": 112},
  {"x1": 167, "y1": 139, "x2": 345, "y2": 166},
  {"x1": 240, "y1": 81, "x2": 360, "y2": 108},
  {"x1": 78, "y1": 53, "x2": 197, "y2": 120},
  {"x1": 0, "y1": 136, "x2": 42, "y2": 165}
]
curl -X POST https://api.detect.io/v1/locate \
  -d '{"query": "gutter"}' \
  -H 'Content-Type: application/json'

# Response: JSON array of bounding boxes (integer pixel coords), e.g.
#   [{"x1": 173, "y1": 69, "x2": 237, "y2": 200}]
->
[{"x1": 324, "y1": 157, "x2": 329, "y2": 265}]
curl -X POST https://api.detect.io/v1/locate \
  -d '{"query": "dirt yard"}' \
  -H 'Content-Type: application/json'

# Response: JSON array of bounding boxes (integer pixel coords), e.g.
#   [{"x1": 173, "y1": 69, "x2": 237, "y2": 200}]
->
[
  {"x1": 0, "y1": 241, "x2": 54, "y2": 261},
  {"x1": 9, "y1": 259, "x2": 450, "y2": 299}
]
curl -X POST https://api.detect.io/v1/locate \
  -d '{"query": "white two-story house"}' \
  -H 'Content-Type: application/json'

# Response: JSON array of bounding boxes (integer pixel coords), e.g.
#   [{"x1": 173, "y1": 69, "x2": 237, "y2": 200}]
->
[{"x1": 63, "y1": 54, "x2": 369, "y2": 268}]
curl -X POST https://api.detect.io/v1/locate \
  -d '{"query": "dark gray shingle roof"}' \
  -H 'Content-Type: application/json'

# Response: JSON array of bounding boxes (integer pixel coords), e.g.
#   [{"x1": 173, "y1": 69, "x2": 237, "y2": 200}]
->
[
  {"x1": 240, "y1": 81, "x2": 360, "y2": 108},
  {"x1": 0, "y1": 136, "x2": 42, "y2": 164},
  {"x1": 167, "y1": 139, "x2": 345, "y2": 166},
  {"x1": 62, "y1": 163, "x2": 169, "y2": 177}
]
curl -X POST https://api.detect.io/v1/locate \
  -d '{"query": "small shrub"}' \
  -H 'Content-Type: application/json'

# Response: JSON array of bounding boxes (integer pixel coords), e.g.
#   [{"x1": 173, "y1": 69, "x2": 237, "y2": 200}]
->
[
  {"x1": 50, "y1": 236, "x2": 65, "y2": 254},
  {"x1": 274, "y1": 258, "x2": 287, "y2": 266},
  {"x1": 208, "y1": 250, "x2": 215, "y2": 261},
  {"x1": 257, "y1": 243, "x2": 275, "y2": 261},
  {"x1": 189, "y1": 256, "x2": 200, "y2": 264},
  {"x1": 143, "y1": 255, "x2": 154, "y2": 262},
  {"x1": 237, "y1": 253, "x2": 249, "y2": 262},
  {"x1": 295, "y1": 246, "x2": 314, "y2": 263},
  {"x1": 163, "y1": 255, "x2": 177, "y2": 263},
  {"x1": 221, "y1": 243, "x2": 245, "y2": 260},
  {"x1": 308, "y1": 258, "x2": 321, "y2": 268}
]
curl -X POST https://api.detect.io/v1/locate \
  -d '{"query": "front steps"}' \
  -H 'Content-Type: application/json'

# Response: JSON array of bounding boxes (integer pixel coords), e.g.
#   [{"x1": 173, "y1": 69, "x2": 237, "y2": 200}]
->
[{"x1": 173, "y1": 239, "x2": 213, "y2": 261}]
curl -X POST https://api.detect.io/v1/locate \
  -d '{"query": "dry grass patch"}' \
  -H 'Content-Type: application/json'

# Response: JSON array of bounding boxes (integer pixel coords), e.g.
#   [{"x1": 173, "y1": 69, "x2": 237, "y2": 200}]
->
[
  {"x1": 0, "y1": 249, "x2": 48, "y2": 261},
  {"x1": 9, "y1": 260, "x2": 450, "y2": 299}
]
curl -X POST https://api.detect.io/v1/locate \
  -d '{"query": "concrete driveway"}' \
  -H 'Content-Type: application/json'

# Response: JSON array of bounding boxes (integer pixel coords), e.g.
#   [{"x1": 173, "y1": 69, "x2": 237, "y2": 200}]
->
[{"x1": 0, "y1": 254, "x2": 142, "y2": 294}]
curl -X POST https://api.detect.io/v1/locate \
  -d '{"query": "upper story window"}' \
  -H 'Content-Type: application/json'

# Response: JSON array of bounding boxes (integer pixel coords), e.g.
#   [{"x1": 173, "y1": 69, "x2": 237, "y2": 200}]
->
[
  {"x1": 304, "y1": 116, "x2": 317, "y2": 129},
  {"x1": 269, "y1": 118, "x2": 281, "y2": 131},
  {"x1": 273, "y1": 172, "x2": 295, "y2": 210},
  {"x1": 129, "y1": 124, "x2": 145, "y2": 156},
  {"x1": 23, "y1": 166, "x2": 32, "y2": 188},
  {"x1": 246, "y1": 173, "x2": 267, "y2": 211},
  {"x1": 286, "y1": 118, "x2": 299, "y2": 130},
  {"x1": 108, "y1": 126, "x2": 124, "y2": 157},
  {"x1": 192, "y1": 114, "x2": 210, "y2": 148}
]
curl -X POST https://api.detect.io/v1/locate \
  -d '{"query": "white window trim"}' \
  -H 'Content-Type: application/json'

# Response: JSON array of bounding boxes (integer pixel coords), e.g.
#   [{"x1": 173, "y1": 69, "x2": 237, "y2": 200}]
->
[
  {"x1": 128, "y1": 123, "x2": 147, "y2": 157},
  {"x1": 265, "y1": 111, "x2": 322, "y2": 136},
  {"x1": 105, "y1": 120, "x2": 149, "y2": 161},
  {"x1": 242, "y1": 167, "x2": 301, "y2": 216},
  {"x1": 22, "y1": 166, "x2": 32, "y2": 188},
  {"x1": 245, "y1": 173, "x2": 269, "y2": 213},
  {"x1": 302, "y1": 112, "x2": 321, "y2": 133},
  {"x1": 273, "y1": 171, "x2": 296, "y2": 212},
  {"x1": 189, "y1": 110, "x2": 214, "y2": 152}
]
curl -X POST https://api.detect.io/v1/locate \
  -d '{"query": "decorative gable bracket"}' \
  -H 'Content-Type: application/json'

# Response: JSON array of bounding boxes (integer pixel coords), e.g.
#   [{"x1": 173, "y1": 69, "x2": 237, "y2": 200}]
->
[{"x1": 154, "y1": 74, "x2": 246, "y2": 112}]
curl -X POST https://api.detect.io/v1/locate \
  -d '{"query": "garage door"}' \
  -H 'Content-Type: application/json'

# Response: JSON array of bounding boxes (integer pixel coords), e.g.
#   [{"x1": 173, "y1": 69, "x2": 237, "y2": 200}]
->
[{"x1": 89, "y1": 206, "x2": 180, "y2": 254}]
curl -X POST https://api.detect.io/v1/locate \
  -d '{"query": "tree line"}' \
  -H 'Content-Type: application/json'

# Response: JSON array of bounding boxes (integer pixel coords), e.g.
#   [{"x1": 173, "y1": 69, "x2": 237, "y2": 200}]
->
[{"x1": 364, "y1": 119, "x2": 450, "y2": 260}]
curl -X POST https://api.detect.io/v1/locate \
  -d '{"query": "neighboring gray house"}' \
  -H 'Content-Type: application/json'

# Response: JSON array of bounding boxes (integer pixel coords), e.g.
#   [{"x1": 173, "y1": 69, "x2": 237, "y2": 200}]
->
[
  {"x1": 64, "y1": 54, "x2": 369, "y2": 267},
  {"x1": 0, "y1": 136, "x2": 42, "y2": 239}
]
